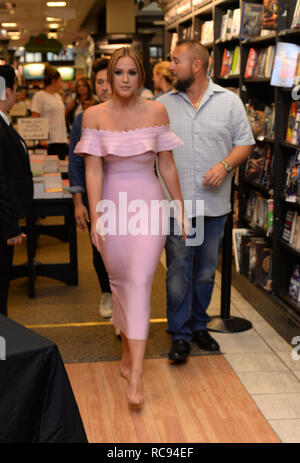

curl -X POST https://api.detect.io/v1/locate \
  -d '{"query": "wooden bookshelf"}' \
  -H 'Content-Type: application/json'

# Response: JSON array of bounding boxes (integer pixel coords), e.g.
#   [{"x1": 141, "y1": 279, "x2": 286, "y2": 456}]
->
[{"x1": 162, "y1": 0, "x2": 300, "y2": 335}]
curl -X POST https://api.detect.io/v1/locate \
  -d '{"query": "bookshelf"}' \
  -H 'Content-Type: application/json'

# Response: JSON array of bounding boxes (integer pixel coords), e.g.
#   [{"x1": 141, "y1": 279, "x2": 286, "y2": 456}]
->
[{"x1": 163, "y1": 0, "x2": 300, "y2": 337}]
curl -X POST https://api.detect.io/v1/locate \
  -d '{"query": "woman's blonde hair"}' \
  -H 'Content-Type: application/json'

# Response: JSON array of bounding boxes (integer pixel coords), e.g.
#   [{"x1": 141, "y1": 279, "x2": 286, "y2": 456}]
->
[
  {"x1": 153, "y1": 61, "x2": 172, "y2": 84},
  {"x1": 107, "y1": 47, "x2": 145, "y2": 91}
]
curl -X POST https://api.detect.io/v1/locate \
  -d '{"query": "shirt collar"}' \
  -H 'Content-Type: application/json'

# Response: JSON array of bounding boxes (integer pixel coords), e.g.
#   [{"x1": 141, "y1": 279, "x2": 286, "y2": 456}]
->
[
  {"x1": 170, "y1": 78, "x2": 226, "y2": 103},
  {"x1": 0, "y1": 110, "x2": 10, "y2": 125}
]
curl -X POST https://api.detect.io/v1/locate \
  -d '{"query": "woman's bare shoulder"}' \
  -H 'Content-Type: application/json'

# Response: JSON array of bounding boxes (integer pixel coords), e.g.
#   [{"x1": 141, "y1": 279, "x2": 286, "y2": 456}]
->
[
  {"x1": 81, "y1": 104, "x2": 108, "y2": 129},
  {"x1": 143, "y1": 99, "x2": 170, "y2": 126}
]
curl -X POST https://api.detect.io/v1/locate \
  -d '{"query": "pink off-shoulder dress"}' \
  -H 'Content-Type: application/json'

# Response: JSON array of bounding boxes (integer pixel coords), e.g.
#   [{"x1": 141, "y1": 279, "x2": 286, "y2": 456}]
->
[{"x1": 74, "y1": 125, "x2": 183, "y2": 340}]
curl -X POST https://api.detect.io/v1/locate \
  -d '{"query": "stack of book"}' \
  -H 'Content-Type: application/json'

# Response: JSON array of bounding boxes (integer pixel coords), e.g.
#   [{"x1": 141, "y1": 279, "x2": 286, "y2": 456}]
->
[
  {"x1": 219, "y1": 8, "x2": 241, "y2": 40},
  {"x1": 286, "y1": 101, "x2": 300, "y2": 146},
  {"x1": 44, "y1": 155, "x2": 59, "y2": 173},
  {"x1": 244, "y1": 45, "x2": 276, "y2": 79},
  {"x1": 29, "y1": 153, "x2": 46, "y2": 177},
  {"x1": 182, "y1": 25, "x2": 193, "y2": 40},
  {"x1": 219, "y1": 46, "x2": 240, "y2": 77},
  {"x1": 245, "y1": 192, "x2": 274, "y2": 235}
]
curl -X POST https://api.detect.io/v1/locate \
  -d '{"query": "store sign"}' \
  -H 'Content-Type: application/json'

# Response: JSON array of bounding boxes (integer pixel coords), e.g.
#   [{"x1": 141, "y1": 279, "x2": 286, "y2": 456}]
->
[
  {"x1": 25, "y1": 33, "x2": 63, "y2": 53},
  {"x1": 17, "y1": 118, "x2": 49, "y2": 140}
]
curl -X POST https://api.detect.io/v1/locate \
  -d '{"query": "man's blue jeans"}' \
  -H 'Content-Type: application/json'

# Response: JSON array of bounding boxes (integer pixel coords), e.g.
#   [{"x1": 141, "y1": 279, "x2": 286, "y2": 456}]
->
[{"x1": 165, "y1": 214, "x2": 228, "y2": 342}]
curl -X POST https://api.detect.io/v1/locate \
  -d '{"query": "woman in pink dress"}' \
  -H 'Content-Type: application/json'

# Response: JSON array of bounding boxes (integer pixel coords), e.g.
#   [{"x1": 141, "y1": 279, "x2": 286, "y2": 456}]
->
[{"x1": 75, "y1": 47, "x2": 186, "y2": 407}]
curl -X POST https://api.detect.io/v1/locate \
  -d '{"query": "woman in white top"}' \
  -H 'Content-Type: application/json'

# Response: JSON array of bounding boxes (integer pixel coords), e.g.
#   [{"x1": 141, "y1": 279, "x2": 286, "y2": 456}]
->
[{"x1": 31, "y1": 64, "x2": 68, "y2": 160}]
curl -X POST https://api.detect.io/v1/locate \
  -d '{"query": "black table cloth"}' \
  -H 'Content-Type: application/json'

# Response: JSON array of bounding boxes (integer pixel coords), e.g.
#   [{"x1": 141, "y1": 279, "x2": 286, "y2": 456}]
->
[{"x1": 0, "y1": 315, "x2": 88, "y2": 443}]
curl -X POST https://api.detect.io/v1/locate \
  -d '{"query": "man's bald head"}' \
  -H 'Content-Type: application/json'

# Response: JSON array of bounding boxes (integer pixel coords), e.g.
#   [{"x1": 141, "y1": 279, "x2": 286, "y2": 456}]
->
[{"x1": 176, "y1": 40, "x2": 209, "y2": 73}]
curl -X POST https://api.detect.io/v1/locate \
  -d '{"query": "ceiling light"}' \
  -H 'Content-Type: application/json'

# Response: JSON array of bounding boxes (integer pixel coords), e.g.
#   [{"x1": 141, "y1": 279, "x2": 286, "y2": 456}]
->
[
  {"x1": 47, "y1": 2, "x2": 67, "y2": 6},
  {"x1": 1, "y1": 22, "x2": 17, "y2": 27},
  {"x1": 10, "y1": 35, "x2": 19, "y2": 40},
  {"x1": 47, "y1": 32, "x2": 58, "y2": 39},
  {"x1": 49, "y1": 23, "x2": 59, "y2": 29},
  {"x1": 46, "y1": 17, "x2": 62, "y2": 21}
]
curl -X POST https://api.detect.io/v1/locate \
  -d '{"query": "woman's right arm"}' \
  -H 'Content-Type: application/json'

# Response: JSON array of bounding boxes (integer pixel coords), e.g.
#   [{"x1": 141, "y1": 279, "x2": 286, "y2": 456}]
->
[{"x1": 82, "y1": 107, "x2": 104, "y2": 252}]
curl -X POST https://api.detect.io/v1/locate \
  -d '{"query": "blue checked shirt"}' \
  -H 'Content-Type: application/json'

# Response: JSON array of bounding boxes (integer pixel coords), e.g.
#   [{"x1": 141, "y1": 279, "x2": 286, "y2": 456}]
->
[{"x1": 158, "y1": 79, "x2": 255, "y2": 217}]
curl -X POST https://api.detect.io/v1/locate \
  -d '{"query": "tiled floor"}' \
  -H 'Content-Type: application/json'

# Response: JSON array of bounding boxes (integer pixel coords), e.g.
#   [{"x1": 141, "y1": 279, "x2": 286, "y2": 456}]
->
[{"x1": 209, "y1": 271, "x2": 300, "y2": 443}]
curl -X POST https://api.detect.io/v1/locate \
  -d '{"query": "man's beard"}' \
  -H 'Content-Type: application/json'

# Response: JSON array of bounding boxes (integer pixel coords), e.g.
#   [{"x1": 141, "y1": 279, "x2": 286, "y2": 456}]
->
[{"x1": 173, "y1": 73, "x2": 195, "y2": 92}]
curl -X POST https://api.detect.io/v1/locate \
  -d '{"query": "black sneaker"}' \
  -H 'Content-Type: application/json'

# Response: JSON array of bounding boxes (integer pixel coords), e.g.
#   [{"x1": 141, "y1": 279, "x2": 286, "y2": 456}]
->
[
  {"x1": 168, "y1": 340, "x2": 191, "y2": 363},
  {"x1": 192, "y1": 330, "x2": 220, "y2": 352}
]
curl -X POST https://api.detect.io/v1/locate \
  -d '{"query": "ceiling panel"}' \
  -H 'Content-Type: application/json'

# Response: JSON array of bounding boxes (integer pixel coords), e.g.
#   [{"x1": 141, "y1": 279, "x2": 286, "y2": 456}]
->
[{"x1": 0, "y1": 0, "x2": 98, "y2": 47}]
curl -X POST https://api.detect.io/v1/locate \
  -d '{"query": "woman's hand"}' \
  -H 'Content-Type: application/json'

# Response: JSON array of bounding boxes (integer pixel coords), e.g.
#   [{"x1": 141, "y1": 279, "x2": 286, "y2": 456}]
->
[
  {"x1": 90, "y1": 219, "x2": 105, "y2": 253},
  {"x1": 175, "y1": 203, "x2": 190, "y2": 241}
]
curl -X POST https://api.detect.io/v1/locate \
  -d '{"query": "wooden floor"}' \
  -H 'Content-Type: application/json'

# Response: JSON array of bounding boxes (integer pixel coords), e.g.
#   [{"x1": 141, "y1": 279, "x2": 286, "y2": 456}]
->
[{"x1": 66, "y1": 355, "x2": 280, "y2": 443}]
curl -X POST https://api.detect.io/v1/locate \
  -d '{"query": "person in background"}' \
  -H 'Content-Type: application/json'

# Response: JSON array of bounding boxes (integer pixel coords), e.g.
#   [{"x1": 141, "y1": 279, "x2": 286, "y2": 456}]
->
[
  {"x1": 31, "y1": 64, "x2": 68, "y2": 160},
  {"x1": 0, "y1": 65, "x2": 33, "y2": 316},
  {"x1": 158, "y1": 40, "x2": 255, "y2": 363},
  {"x1": 152, "y1": 61, "x2": 173, "y2": 99},
  {"x1": 66, "y1": 77, "x2": 97, "y2": 132},
  {"x1": 68, "y1": 58, "x2": 114, "y2": 321}
]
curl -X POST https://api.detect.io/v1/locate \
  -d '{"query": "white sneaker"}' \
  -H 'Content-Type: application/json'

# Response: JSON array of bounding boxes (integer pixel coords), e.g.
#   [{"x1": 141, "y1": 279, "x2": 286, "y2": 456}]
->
[{"x1": 99, "y1": 292, "x2": 113, "y2": 318}]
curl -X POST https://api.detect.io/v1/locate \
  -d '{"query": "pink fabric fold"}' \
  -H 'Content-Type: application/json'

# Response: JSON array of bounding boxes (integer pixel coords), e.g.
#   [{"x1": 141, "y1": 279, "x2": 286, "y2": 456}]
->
[{"x1": 74, "y1": 125, "x2": 183, "y2": 158}]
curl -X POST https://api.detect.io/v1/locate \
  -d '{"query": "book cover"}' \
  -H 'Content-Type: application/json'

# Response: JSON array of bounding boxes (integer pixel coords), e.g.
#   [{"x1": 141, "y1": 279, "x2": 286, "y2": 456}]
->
[
  {"x1": 249, "y1": 238, "x2": 268, "y2": 283},
  {"x1": 231, "y1": 8, "x2": 241, "y2": 37},
  {"x1": 266, "y1": 199, "x2": 274, "y2": 236},
  {"x1": 291, "y1": 215, "x2": 300, "y2": 250},
  {"x1": 261, "y1": 145, "x2": 273, "y2": 189},
  {"x1": 245, "y1": 48, "x2": 258, "y2": 78},
  {"x1": 230, "y1": 46, "x2": 240, "y2": 76},
  {"x1": 261, "y1": 247, "x2": 272, "y2": 291},
  {"x1": 286, "y1": 101, "x2": 298, "y2": 143},
  {"x1": 289, "y1": 264, "x2": 300, "y2": 302},
  {"x1": 282, "y1": 209, "x2": 295, "y2": 243},
  {"x1": 240, "y1": 2, "x2": 263, "y2": 39},
  {"x1": 262, "y1": 0, "x2": 279, "y2": 30},
  {"x1": 283, "y1": 151, "x2": 300, "y2": 202},
  {"x1": 271, "y1": 42, "x2": 300, "y2": 87},
  {"x1": 240, "y1": 234, "x2": 255, "y2": 277},
  {"x1": 232, "y1": 228, "x2": 253, "y2": 273},
  {"x1": 244, "y1": 145, "x2": 267, "y2": 183},
  {"x1": 220, "y1": 48, "x2": 233, "y2": 77},
  {"x1": 264, "y1": 45, "x2": 276, "y2": 78},
  {"x1": 291, "y1": 0, "x2": 300, "y2": 28}
]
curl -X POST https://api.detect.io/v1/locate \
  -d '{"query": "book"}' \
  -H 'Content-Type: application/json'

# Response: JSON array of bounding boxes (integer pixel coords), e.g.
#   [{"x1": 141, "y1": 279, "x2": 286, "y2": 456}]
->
[
  {"x1": 266, "y1": 199, "x2": 274, "y2": 236},
  {"x1": 261, "y1": 145, "x2": 274, "y2": 189},
  {"x1": 282, "y1": 209, "x2": 296, "y2": 243},
  {"x1": 286, "y1": 101, "x2": 298, "y2": 143},
  {"x1": 220, "y1": 48, "x2": 233, "y2": 77},
  {"x1": 283, "y1": 151, "x2": 300, "y2": 203},
  {"x1": 230, "y1": 46, "x2": 240, "y2": 76},
  {"x1": 244, "y1": 145, "x2": 267, "y2": 183},
  {"x1": 232, "y1": 228, "x2": 253, "y2": 272},
  {"x1": 291, "y1": 215, "x2": 300, "y2": 250},
  {"x1": 245, "y1": 48, "x2": 258, "y2": 78},
  {"x1": 240, "y1": 234, "x2": 255, "y2": 276},
  {"x1": 230, "y1": 8, "x2": 241, "y2": 38},
  {"x1": 291, "y1": 0, "x2": 300, "y2": 28},
  {"x1": 240, "y1": 2, "x2": 263, "y2": 39},
  {"x1": 249, "y1": 238, "x2": 268, "y2": 284},
  {"x1": 262, "y1": 0, "x2": 279, "y2": 30},
  {"x1": 271, "y1": 42, "x2": 300, "y2": 87},
  {"x1": 43, "y1": 172, "x2": 63, "y2": 194},
  {"x1": 289, "y1": 264, "x2": 300, "y2": 302},
  {"x1": 264, "y1": 45, "x2": 276, "y2": 78}
]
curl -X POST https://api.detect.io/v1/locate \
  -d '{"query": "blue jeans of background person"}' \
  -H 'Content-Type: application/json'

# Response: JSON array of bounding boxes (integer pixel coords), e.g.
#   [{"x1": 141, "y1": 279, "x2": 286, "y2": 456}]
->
[{"x1": 165, "y1": 214, "x2": 228, "y2": 342}]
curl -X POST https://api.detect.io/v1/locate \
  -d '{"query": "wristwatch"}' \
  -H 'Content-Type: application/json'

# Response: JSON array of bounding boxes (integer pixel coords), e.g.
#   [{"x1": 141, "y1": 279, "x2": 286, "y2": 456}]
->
[{"x1": 221, "y1": 160, "x2": 233, "y2": 173}]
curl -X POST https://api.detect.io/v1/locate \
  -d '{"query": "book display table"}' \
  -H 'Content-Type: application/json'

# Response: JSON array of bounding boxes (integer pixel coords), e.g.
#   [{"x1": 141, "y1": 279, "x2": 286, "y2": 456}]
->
[
  {"x1": 0, "y1": 314, "x2": 87, "y2": 443},
  {"x1": 11, "y1": 197, "x2": 78, "y2": 298}
]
